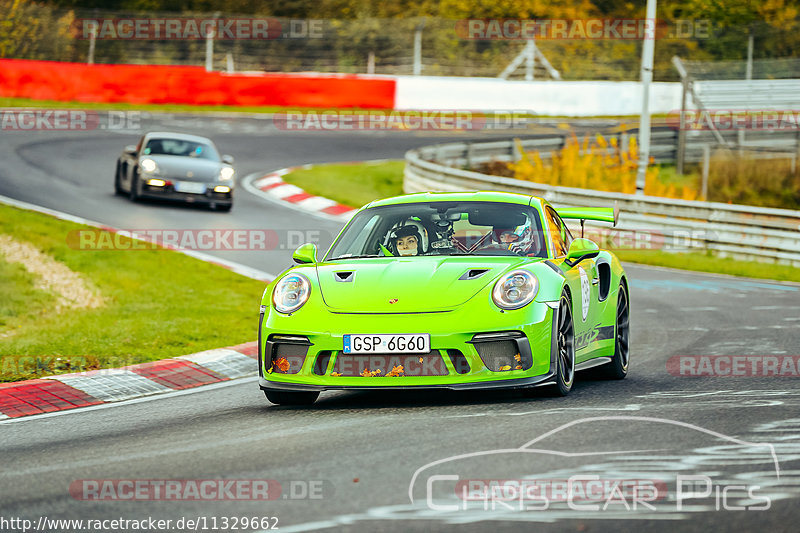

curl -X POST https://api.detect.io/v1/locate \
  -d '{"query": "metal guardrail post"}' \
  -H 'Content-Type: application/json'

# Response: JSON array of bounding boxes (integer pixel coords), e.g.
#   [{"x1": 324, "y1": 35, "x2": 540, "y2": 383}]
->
[{"x1": 701, "y1": 145, "x2": 711, "y2": 200}]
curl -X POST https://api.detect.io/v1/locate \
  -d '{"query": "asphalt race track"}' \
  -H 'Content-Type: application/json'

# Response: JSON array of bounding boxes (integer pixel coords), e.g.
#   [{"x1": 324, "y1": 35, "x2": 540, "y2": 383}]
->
[{"x1": 1, "y1": 114, "x2": 800, "y2": 532}]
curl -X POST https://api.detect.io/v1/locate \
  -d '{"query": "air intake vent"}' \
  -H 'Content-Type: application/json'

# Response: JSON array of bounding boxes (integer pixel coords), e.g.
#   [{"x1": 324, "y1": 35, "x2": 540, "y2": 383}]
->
[
  {"x1": 334, "y1": 271, "x2": 354, "y2": 282},
  {"x1": 459, "y1": 268, "x2": 489, "y2": 280}
]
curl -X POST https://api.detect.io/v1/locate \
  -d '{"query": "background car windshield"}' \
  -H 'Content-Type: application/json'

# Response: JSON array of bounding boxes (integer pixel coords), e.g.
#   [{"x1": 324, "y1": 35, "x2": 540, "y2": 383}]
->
[
  {"x1": 143, "y1": 138, "x2": 220, "y2": 161},
  {"x1": 326, "y1": 201, "x2": 547, "y2": 259}
]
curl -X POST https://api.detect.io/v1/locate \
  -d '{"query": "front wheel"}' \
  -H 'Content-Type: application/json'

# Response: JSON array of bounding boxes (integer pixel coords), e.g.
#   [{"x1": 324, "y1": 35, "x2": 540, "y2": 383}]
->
[
  {"x1": 129, "y1": 170, "x2": 140, "y2": 202},
  {"x1": 601, "y1": 282, "x2": 630, "y2": 379},
  {"x1": 550, "y1": 290, "x2": 575, "y2": 396},
  {"x1": 264, "y1": 390, "x2": 319, "y2": 406}
]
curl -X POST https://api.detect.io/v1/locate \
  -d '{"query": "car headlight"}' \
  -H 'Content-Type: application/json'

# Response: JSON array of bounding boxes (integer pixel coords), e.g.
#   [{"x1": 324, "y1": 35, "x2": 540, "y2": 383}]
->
[
  {"x1": 492, "y1": 270, "x2": 538, "y2": 310},
  {"x1": 273, "y1": 273, "x2": 311, "y2": 314},
  {"x1": 141, "y1": 158, "x2": 158, "y2": 173},
  {"x1": 219, "y1": 167, "x2": 234, "y2": 181}
]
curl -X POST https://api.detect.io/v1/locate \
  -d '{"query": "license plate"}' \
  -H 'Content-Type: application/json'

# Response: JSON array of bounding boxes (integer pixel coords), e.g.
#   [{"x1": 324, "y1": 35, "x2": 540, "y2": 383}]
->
[
  {"x1": 343, "y1": 334, "x2": 430, "y2": 354},
  {"x1": 174, "y1": 181, "x2": 207, "y2": 194}
]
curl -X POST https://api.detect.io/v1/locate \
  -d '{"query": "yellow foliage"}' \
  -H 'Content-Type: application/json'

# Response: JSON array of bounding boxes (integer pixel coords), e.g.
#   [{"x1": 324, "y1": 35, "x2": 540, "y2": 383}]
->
[{"x1": 508, "y1": 133, "x2": 696, "y2": 200}]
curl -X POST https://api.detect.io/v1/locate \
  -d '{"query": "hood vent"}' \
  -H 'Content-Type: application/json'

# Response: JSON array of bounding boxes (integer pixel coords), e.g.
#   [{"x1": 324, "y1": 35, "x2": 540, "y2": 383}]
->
[
  {"x1": 459, "y1": 268, "x2": 489, "y2": 281},
  {"x1": 334, "y1": 271, "x2": 355, "y2": 282}
]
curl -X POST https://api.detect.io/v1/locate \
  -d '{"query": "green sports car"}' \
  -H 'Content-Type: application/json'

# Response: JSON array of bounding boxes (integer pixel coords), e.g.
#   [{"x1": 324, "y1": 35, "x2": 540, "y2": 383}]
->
[{"x1": 258, "y1": 191, "x2": 629, "y2": 405}]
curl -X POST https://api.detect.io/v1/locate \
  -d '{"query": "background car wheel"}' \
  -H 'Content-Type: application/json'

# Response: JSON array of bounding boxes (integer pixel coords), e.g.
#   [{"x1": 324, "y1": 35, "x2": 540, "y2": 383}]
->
[
  {"x1": 216, "y1": 204, "x2": 232, "y2": 212},
  {"x1": 550, "y1": 290, "x2": 575, "y2": 396},
  {"x1": 114, "y1": 163, "x2": 124, "y2": 196},
  {"x1": 601, "y1": 282, "x2": 630, "y2": 380},
  {"x1": 129, "y1": 171, "x2": 140, "y2": 202},
  {"x1": 264, "y1": 390, "x2": 319, "y2": 406}
]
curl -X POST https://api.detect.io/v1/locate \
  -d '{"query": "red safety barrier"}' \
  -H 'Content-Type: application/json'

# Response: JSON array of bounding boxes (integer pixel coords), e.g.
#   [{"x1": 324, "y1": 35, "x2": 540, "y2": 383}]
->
[{"x1": 0, "y1": 59, "x2": 396, "y2": 109}]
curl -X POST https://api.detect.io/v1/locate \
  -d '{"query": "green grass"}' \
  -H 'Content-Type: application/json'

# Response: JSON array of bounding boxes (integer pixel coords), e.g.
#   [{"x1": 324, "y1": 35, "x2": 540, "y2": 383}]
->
[
  {"x1": 282, "y1": 161, "x2": 800, "y2": 283},
  {"x1": 282, "y1": 160, "x2": 405, "y2": 208},
  {"x1": 0, "y1": 203, "x2": 266, "y2": 382}
]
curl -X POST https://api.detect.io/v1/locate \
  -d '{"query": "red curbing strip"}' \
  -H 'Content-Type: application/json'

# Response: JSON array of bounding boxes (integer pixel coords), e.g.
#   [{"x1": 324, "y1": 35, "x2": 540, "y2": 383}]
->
[
  {"x1": 0, "y1": 379, "x2": 102, "y2": 418},
  {"x1": 283, "y1": 192, "x2": 315, "y2": 203},
  {"x1": 128, "y1": 359, "x2": 226, "y2": 390},
  {"x1": 321, "y1": 203, "x2": 357, "y2": 215},
  {"x1": 259, "y1": 181, "x2": 286, "y2": 191},
  {"x1": 0, "y1": 341, "x2": 261, "y2": 419},
  {"x1": 229, "y1": 341, "x2": 259, "y2": 359}
]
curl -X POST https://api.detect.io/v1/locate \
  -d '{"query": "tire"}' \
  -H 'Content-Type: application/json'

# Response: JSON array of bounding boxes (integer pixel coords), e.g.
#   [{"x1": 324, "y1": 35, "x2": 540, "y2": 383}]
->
[
  {"x1": 601, "y1": 282, "x2": 630, "y2": 380},
  {"x1": 129, "y1": 169, "x2": 140, "y2": 202},
  {"x1": 264, "y1": 390, "x2": 319, "y2": 406},
  {"x1": 114, "y1": 162, "x2": 124, "y2": 196},
  {"x1": 549, "y1": 289, "x2": 576, "y2": 396}
]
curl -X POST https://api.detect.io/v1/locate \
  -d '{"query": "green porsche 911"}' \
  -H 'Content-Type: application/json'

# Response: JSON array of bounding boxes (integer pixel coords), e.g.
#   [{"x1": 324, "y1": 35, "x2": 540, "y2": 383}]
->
[{"x1": 258, "y1": 191, "x2": 629, "y2": 405}]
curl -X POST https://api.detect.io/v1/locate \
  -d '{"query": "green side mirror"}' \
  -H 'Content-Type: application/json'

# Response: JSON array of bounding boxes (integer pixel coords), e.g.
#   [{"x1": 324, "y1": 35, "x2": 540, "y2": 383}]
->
[
  {"x1": 566, "y1": 238, "x2": 600, "y2": 265},
  {"x1": 292, "y1": 243, "x2": 317, "y2": 264}
]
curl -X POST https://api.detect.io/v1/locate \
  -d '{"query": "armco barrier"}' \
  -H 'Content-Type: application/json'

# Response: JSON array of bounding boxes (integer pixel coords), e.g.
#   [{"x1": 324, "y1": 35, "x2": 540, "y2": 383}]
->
[
  {"x1": 0, "y1": 59, "x2": 396, "y2": 108},
  {"x1": 405, "y1": 137, "x2": 800, "y2": 266}
]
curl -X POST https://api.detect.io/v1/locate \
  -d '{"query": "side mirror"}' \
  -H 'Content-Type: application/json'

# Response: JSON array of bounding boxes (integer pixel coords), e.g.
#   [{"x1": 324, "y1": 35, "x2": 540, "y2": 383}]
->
[
  {"x1": 124, "y1": 145, "x2": 137, "y2": 156},
  {"x1": 292, "y1": 243, "x2": 317, "y2": 264},
  {"x1": 565, "y1": 238, "x2": 600, "y2": 266},
  {"x1": 222, "y1": 154, "x2": 235, "y2": 165}
]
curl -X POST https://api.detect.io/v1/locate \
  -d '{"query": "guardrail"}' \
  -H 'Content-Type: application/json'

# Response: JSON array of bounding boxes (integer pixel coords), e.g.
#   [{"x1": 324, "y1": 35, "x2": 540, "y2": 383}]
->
[{"x1": 405, "y1": 134, "x2": 800, "y2": 267}]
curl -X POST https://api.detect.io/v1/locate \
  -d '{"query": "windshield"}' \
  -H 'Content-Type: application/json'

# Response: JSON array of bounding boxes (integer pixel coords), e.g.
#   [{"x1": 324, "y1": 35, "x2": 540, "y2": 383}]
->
[
  {"x1": 143, "y1": 138, "x2": 220, "y2": 161},
  {"x1": 325, "y1": 201, "x2": 548, "y2": 260}
]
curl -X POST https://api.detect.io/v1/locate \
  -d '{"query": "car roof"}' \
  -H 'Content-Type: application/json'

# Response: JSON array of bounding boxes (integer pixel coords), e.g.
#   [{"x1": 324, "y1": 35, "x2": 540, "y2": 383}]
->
[
  {"x1": 143, "y1": 132, "x2": 215, "y2": 144},
  {"x1": 367, "y1": 191, "x2": 541, "y2": 209}
]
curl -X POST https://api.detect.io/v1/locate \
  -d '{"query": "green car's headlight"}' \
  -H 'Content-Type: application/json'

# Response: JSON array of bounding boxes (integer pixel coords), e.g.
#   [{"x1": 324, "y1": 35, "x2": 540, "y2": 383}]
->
[
  {"x1": 273, "y1": 273, "x2": 311, "y2": 314},
  {"x1": 492, "y1": 270, "x2": 538, "y2": 310}
]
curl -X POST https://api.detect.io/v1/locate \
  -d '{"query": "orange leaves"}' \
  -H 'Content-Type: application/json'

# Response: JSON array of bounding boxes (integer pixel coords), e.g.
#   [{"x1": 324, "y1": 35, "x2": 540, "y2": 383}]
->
[
  {"x1": 361, "y1": 368, "x2": 382, "y2": 377},
  {"x1": 514, "y1": 353, "x2": 521, "y2": 362},
  {"x1": 273, "y1": 357, "x2": 290, "y2": 373},
  {"x1": 386, "y1": 365, "x2": 405, "y2": 377},
  {"x1": 418, "y1": 357, "x2": 424, "y2": 363},
  {"x1": 506, "y1": 132, "x2": 692, "y2": 200},
  {"x1": 498, "y1": 365, "x2": 512, "y2": 371},
  {"x1": 515, "y1": 365, "x2": 523, "y2": 370},
  {"x1": 331, "y1": 372, "x2": 342, "y2": 377}
]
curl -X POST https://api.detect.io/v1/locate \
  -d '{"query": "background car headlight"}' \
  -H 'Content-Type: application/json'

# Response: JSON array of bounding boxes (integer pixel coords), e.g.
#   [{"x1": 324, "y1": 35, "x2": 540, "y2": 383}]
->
[
  {"x1": 219, "y1": 167, "x2": 234, "y2": 180},
  {"x1": 492, "y1": 270, "x2": 538, "y2": 310},
  {"x1": 141, "y1": 158, "x2": 158, "y2": 173},
  {"x1": 273, "y1": 273, "x2": 311, "y2": 314}
]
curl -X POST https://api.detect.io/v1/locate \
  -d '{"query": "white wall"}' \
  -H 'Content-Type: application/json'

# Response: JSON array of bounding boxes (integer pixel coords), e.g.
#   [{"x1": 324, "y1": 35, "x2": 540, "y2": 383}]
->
[{"x1": 394, "y1": 76, "x2": 682, "y2": 117}]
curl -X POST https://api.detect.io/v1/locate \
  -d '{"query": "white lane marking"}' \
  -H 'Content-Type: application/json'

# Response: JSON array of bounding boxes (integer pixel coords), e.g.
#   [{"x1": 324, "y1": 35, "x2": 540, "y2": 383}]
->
[
  {"x1": 0, "y1": 376, "x2": 258, "y2": 425},
  {"x1": 0, "y1": 194, "x2": 275, "y2": 282},
  {"x1": 443, "y1": 404, "x2": 642, "y2": 419},
  {"x1": 46, "y1": 370, "x2": 172, "y2": 402},
  {"x1": 753, "y1": 305, "x2": 800, "y2": 310},
  {"x1": 684, "y1": 307, "x2": 718, "y2": 311},
  {"x1": 179, "y1": 349, "x2": 257, "y2": 379},
  {"x1": 269, "y1": 183, "x2": 305, "y2": 199},
  {"x1": 783, "y1": 317, "x2": 800, "y2": 321},
  {"x1": 0, "y1": 414, "x2": 8, "y2": 420},
  {"x1": 253, "y1": 175, "x2": 284, "y2": 188}
]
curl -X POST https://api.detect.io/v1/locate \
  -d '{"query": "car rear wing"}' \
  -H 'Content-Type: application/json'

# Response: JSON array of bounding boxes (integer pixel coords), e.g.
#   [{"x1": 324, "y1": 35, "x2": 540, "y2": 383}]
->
[
  {"x1": 556, "y1": 204, "x2": 619, "y2": 227},
  {"x1": 556, "y1": 203, "x2": 619, "y2": 238}
]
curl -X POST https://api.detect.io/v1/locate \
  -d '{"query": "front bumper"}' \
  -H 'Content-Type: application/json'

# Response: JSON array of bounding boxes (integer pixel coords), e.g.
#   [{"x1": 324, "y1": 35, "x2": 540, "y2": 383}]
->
[
  {"x1": 139, "y1": 181, "x2": 233, "y2": 205},
  {"x1": 259, "y1": 303, "x2": 558, "y2": 391}
]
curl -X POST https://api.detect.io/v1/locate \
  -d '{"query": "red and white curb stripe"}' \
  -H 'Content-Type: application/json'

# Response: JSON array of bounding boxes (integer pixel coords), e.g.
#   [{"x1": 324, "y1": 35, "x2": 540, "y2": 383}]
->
[
  {"x1": 0, "y1": 342, "x2": 259, "y2": 418},
  {"x1": 244, "y1": 167, "x2": 357, "y2": 222}
]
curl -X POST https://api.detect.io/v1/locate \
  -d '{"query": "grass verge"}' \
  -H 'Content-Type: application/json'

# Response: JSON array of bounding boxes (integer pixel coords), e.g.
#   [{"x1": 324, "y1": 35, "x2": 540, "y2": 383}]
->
[
  {"x1": 281, "y1": 161, "x2": 800, "y2": 283},
  {"x1": 282, "y1": 160, "x2": 405, "y2": 208},
  {"x1": 0, "y1": 203, "x2": 265, "y2": 382}
]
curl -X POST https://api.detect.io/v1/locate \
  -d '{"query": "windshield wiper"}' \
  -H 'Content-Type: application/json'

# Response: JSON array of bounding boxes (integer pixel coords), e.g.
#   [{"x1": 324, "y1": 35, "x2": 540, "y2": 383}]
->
[{"x1": 328, "y1": 254, "x2": 381, "y2": 260}]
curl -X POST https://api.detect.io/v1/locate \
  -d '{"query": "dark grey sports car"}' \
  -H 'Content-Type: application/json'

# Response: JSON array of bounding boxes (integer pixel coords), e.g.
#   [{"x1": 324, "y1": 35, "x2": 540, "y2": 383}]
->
[{"x1": 115, "y1": 132, "x2": 235, "y2": 211}]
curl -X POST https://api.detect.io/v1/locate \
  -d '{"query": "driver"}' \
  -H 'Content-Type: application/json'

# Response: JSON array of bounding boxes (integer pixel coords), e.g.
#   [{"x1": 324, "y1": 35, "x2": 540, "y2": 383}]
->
[{"x1": 390, "y1": 225, "x2": 423, "y2": 256}]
